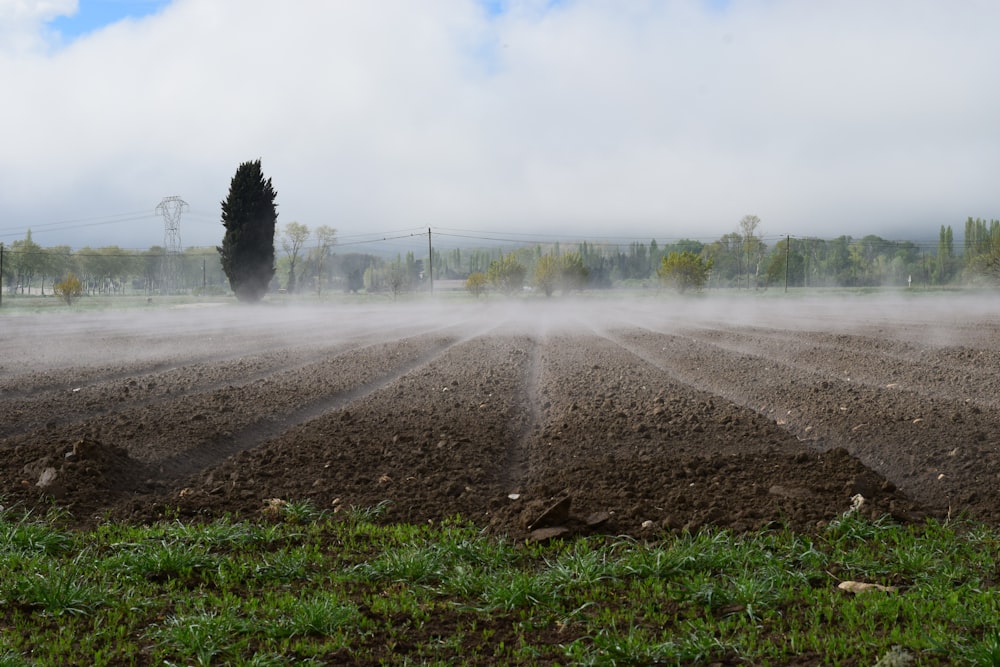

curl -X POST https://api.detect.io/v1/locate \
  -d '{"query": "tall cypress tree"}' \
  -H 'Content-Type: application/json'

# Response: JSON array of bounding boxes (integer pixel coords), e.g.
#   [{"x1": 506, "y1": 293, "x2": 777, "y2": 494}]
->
[{"x1": 217, "y1": 159, "x2": 278, "y2": 302}]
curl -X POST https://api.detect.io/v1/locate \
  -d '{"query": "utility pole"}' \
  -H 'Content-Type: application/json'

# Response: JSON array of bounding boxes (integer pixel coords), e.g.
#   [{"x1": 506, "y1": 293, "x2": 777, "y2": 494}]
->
[
  {"x1": 428, "y1": 227, "x2": 434, "y2": 295},
  {"x1": 0, "y1": 242, "x2": 4, "y2": 308},
  {"x1": 155, "y1": 196, "x2": 188, "y2": 295}
]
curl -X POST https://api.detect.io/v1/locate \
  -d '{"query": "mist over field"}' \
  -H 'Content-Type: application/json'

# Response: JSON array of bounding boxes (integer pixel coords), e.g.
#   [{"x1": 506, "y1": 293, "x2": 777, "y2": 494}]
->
[
  {"x1": 4, "y1": 292, "x2": 999, "y2": 376},
  {"x1": 5, "y1": 287, "x2": 1000, "y2": 565}
]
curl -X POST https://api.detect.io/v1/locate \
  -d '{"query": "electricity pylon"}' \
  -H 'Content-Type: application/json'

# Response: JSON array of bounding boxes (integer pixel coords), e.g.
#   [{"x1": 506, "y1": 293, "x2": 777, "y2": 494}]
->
[{"x1": 155, "y1": 196, "x2": 188, "y2": 295}]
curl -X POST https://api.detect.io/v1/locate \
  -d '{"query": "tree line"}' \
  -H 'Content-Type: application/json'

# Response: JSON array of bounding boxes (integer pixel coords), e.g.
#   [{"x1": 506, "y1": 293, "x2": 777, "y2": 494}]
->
[
  {"x1": 4, "y1": 216, "x2": 999, "y2": 299},
  {"x1": 7, "y1": 159, "x2": 999, "y2": 299}
]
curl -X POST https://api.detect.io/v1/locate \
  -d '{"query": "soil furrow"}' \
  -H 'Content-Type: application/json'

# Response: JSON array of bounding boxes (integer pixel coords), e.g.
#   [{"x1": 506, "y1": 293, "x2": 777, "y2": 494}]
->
[
  {"x1": 127, "y1": 334, "x2": 538, "y2": 528},
  {"x1": 675, "y1": 324, "x2": 1000, "y2": 411},
  {"x1": 610, "y1": 327, "x2": 1000, "y2": 524},
  {"x1": 494, "y1": 332, "x2": 920, "y2": 537},
  {"x1": 0, "y1": 319, "x2": 481, "y2": 438},
  {"x1": 0, "y1": 317, "x2": 450, "y2": 397},
  {"x1": 499, "y1": 337, "x2": 540, "y2": 493},
  {"x1": 152, "y1": 335, "x2": 469, "y2": 481}
]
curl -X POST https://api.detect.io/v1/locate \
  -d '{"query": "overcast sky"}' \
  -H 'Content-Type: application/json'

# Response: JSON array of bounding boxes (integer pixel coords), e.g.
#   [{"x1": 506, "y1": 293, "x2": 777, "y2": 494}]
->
[{"x1": 1, "y1": 0, "x2": 998, "y2": 251}]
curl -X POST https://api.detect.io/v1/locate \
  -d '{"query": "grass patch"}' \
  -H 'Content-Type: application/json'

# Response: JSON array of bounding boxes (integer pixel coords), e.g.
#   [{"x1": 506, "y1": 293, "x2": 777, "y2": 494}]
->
[{"x1": 1, "y1": 503, "x2": 999, "y2": 665}]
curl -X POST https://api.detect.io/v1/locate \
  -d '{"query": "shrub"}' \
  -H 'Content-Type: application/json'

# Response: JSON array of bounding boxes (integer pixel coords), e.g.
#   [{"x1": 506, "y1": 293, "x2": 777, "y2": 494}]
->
[
  {"x1": 53, "y1": 273, "x2": 84, "y2": 305},
  {"x1": 657, "y1": 251, "x2": 712, "y2": 293}
]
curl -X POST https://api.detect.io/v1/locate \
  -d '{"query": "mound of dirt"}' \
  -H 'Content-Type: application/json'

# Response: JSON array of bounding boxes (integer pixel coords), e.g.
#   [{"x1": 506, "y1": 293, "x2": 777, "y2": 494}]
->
[{"x1": 6, "y1": 435, "x2": 156, "y2": 518}]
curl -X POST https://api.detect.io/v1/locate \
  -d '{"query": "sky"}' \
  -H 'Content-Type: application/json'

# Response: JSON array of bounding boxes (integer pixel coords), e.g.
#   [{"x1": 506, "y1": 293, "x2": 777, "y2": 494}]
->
[{"x1": 1, "y1": 0, "x2": 998, "y2": 252}]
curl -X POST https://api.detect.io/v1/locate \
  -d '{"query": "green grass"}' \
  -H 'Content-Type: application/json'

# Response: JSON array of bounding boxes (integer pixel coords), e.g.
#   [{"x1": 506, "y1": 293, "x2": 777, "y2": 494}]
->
[{"x1": 1, "y1": 502, "x2": 999, "y2": 665}]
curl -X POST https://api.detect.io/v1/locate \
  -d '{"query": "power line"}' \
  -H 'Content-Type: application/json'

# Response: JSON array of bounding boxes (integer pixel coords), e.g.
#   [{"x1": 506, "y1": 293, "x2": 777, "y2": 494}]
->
[
  {"x1": 0, "y1": 226, "x2": 959, "y2": 261},
  {"x1": 0, "y1": 212, "x2": 160, "y2": 241}
]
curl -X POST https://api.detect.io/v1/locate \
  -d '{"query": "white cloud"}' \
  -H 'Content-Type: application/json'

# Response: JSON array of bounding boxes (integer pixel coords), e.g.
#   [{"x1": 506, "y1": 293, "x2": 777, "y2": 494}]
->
[
  {"x1": 1, "y1": 0, "x2": 999, "y2": 250},
  {"x1": 0, "y1": 0, "x2": 76, "y2": 55}
]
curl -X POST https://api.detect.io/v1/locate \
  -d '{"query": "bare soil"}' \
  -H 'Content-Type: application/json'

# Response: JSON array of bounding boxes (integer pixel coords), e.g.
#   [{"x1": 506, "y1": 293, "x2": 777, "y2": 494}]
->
[{"x1": 3, "y1": 295, "x2": 1000, "y2": 539}]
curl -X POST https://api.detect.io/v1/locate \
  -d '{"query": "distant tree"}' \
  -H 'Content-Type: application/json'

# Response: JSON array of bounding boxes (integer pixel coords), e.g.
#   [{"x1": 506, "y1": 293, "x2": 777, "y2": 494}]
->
[
  {"x1": 936, "y1": 225, "x2": 956, "y2": 284},
  {"x1": 281, "y1": 221, "x2": 309, "y2": 293},
  {"x1": 9, "y1": 229, "x2": 43, "y2": 294},
  {"x1": 336, "y1": 253, "x2": 371, "y2": 293},
  {"x1": 964, "y1": 217, "x2": 1000, "y2": 261},
  {"x1": 386, "y1": 257, "x2": 409, "y2": 301},
  {"x1": 487, "y1": 253, "x2": 526, "y2": 295},
  {"x1": 823, "y1": 236, "x2": 854, "y2": 285},
  {"x1": 313, "y1": 225, "x2": 337, "y2": 296},
  {"x1": 465, "y1": 271, "x2": 488, "y2": 298},
  {"x1": 969, "y1": 249, "x2": 1000, "y2": 283},
  {"x1": 403, "y1": 251, "x2": 423, "y2": 286},
  {"x1": 43, "y1": 246, "x2": 74, "y2": 296},
  {"x1": 674, "y1": 238, "x2": 706, "y2": 255},
  {"x1": 533, "y1": 254, "x2": 560, "y2": 297},
  {"x1": 739, "y1": 214, "x2": 763, "y2": 289},
  {"x1": 140, "y1": 246, "x2": 165, "y2": 294},
  {"x1": 80, "y1": 246, "x2": 133, "y2": 295},
  {"x1": 53, "y1": 272, "x2": 83, "y2": 305},
  {"x1": 764, "y1": 238, "x2": 805, "y2": 288},
  {"x1": 217, "y1": 159, "x2": 278, "y2": 302},
  {"x1": 964, "y1": 221, "x2": 1000, "y2": 283},
  {"x1": 704, "y1": 233, "x2": 742, "y2": 288},
  {"x1": 657, "y1": 251, "x2": 712, "y2": 293},
  {"x1": 0, "y1": 244, "x2": 9, "y2": 294},
  {"x1": 558, "y1": 252, "x2": 589, "y2": 293},
  {"x1": 363, "y1": 264, "x2": 382, "y2": 292},
  {"x1": 648, "y1": 239, "x2": 661, "y2": 270}
]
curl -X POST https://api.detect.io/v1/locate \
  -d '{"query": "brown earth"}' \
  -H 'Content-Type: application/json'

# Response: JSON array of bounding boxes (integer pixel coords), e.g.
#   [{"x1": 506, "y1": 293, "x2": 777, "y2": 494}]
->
[{"x1": 3, "y1": 294, "x2": 1000, "y2": 540}]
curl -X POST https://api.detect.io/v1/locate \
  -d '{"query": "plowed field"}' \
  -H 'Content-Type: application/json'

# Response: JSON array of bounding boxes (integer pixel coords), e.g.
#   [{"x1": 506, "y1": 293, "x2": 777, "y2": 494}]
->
[{"x1": 3, "y1": 294, "x2": 1000, "y2": 538}]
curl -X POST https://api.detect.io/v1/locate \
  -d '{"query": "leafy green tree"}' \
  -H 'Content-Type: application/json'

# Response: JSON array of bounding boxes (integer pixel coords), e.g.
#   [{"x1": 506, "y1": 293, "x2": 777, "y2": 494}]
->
[
  {"x1": 281, "y1": 221, "x2": 309, "y2": 293},
  {"x1": 218, "y1": 159, "x2": 278, "y2": 302},
  {"x1": 9, "y1": 229, "x2": 43, "y2": 294},
  {"x1": 465, "y1": 271, "x2": 488, "y2": 298},
  {"x1": 823, "y1": 236, "x2": 854, "y2": 286},
  {"x1": 43, "y1": 246, "x2": 75, "y2": 296},
  {"x1": 487, "y1": 253, "x2": 526, "y2": 295},
  {"x1": 739, "y1": 214, "x2": 763, "y2": 289},
  {"x1": 334, "y1": 253, "x2": 372, "y2": 293},
  {"x1": 386, "y1": 256, "x2": 409, "y2": 300},
  {"x1": 403, "y1": 250, "x2": 423, "y2": 286},
  {"x1": 140, "y1": 247, "x2": 165, "y2": 294},
  {"x1": 528, "y1": 250, "x2": 588, "y2": 295},
  {"x1": 933, "y1": 225, "x2": 956, "y2": 284},
  {"x1": 533, "y1": 254, "x2": 560, "y2": 297},
  {"x1": 558, "y1": 252, "x2": 589, "y2": 293},
  {"x1": 313, "y1": 225, "x2": 337, "y2": 295},
  {"x1": 964, "y1": 219, "x2": 1000, "y2": 283},
  {"x1": 88, "y1": 246, "x2": 134, "y2": 294},
  {"x1": 967, "y1": 248, "x2": 1000, "y2": 283},
  {"x1": 704, "y1": 233, "x2": 742, "y2": 288},
  {"x1": 764, "y1": 238, "x2": 805, "y2": 288},
  {"x1": 964, "y1": 217, "x2": 1000, "y2": 261},
  {"x1": 657, "y1": 251, "x2": 712, "y2": 293}
]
